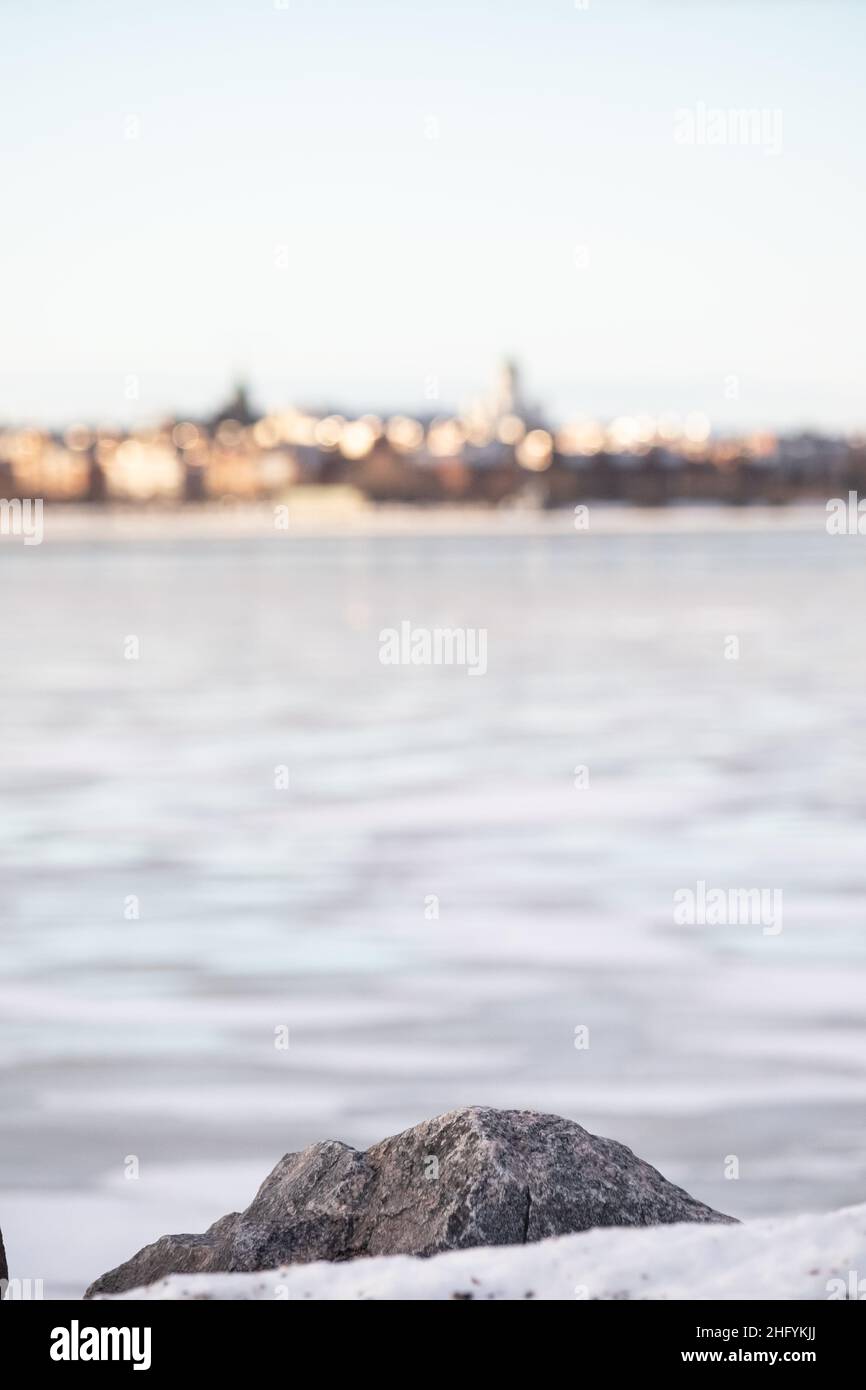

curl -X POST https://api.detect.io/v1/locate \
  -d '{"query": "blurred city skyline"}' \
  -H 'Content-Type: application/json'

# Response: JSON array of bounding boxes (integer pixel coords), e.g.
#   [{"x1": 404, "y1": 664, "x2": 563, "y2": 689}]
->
[
  {"x1": 3, "y1": 356, "x2": 862, "y2": 512},
  {"x1": 2, "y1": 0, "x2": 865, "y2": 430}
]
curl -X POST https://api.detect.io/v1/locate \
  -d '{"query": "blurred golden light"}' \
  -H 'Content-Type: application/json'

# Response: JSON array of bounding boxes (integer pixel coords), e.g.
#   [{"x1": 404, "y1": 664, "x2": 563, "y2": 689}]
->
[
  {"x1": 427, "y1": 418, "x2": 464, "y2": 457},
  {"x1": 172, "y1": 422, "x2": 199, "y2": 450},
  {"x1": 259, "y1": 451, "x2": 297, "y2": 488},
  {"x1": 574, "y1": 420, "x2": 604, "y2": 454},
  {"x1": 108, "y1": 440, "x2": 183, "y2": 499},
  {"x1": 277, "y1": 411, "x2": 317, "y2": 446},
  {"x1": 684, "y1": 412, "x2": 711, "y2": 444},
  {"x1": 252, "y1": 417, "x2": 280, "y2": 449},
  {"x1": 608, "y1": 416, "x2": 639, "y2": 451},
  {"x1": 516, "y1": 428, "x2": 553, "y2": 471},
  {"x1": 216, "y1": 419, "x2": 244, "y2": 448},
  {"x1": 555, "y1": 423, "x2": 584, "y2": 454},
  {"x1": 11, "y1": 429, "x2": 42, "y2": 462},
  {"x1": 464, "y1": 421, "x2": 493, "y2": 447},
  {"x1": 115, "y1": 439, "x2": 143, "y2": 465},
  {"x1": 40, "y1": 445, "x2": 89, "y2": 498},
  {"x1": 385, "y1": 415, "x2": 424, "y2": 452},
  {"x1": 657, "y1": 412, "x2": 682, "y2": 442},
  {"x1": 340, "y1": 420, "x2": 376, "y2": 460},
  {"x1": 314, "y1": 415, "x2": 344, "y2": 450},
  {"x1": 497, "y1": 414, "x2": 525, "y2": 446}
]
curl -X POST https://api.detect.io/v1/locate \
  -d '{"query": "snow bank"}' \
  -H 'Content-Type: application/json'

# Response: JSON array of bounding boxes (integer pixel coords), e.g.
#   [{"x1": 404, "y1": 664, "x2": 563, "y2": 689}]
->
[{"x1": 106, "y1": 1203, "x2": 866, "y2": 1301}]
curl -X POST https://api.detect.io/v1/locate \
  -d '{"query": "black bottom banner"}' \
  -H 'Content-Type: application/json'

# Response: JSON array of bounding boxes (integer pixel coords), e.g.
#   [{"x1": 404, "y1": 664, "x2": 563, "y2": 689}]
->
[{"x1": 3, "y1": 1297, "x2": 860, "y2": 1375}]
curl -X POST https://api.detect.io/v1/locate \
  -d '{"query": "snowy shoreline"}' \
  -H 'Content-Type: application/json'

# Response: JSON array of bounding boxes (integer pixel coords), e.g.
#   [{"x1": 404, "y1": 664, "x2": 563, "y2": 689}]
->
[{"x1": 104, "y1": 1203, "x2": 866, "y2": 1302}]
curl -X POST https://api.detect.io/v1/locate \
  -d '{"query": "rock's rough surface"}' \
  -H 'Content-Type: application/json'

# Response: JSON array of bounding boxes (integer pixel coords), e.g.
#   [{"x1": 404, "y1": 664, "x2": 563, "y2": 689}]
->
[
  {"x1": 0, "y1": 1225, "x2": 7, "y2": 1285},
  {"x1": 85, "y1": 1106, "x2": 734, "y2": 1298}
]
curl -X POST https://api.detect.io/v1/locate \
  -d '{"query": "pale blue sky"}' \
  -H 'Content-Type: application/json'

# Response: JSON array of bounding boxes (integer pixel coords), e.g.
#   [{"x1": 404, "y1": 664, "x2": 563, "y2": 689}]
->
[{"x1": 1, "y1": 0, "x2": 864, "y2": 429}]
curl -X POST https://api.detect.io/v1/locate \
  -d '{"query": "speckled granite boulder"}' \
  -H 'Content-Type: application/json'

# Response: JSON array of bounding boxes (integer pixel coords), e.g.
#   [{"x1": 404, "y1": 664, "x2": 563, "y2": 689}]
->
[{"x1": 86, "y1": 1106, "x2": 733, "y2": 1297}]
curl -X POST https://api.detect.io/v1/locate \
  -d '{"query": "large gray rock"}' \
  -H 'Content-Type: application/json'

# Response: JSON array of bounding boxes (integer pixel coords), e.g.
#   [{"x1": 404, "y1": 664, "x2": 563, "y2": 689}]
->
[{"x1": 86, "y1": 1106, "x2": 734, "y2": 1297}]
